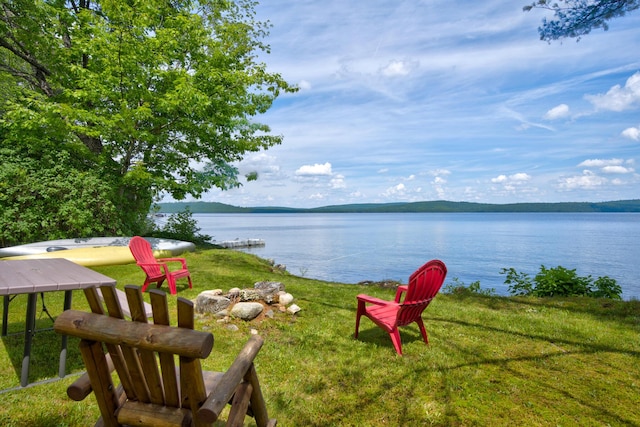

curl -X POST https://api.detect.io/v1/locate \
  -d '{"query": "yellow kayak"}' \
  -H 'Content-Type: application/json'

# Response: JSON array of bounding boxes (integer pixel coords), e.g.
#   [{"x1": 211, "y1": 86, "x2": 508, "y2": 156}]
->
[
  {"x1": 1, "y1": 237, "x2": 194, "y2": 267},
  {"x1": 0, "y1": 246, "x2": 182, "y2": 267}
]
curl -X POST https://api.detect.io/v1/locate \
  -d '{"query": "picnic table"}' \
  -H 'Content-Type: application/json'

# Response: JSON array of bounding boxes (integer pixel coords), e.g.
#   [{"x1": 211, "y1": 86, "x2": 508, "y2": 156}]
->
[{"x1": 0, "y1": 258, "x2": 115, "y2": 387}]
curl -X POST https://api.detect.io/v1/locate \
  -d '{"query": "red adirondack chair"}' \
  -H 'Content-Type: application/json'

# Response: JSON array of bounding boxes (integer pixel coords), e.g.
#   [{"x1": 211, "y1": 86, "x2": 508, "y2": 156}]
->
[
  {"x1": 355, "y1": 259, "x2": 447, "y2": 355},
  {"x1": 129, "y1": 236, "x2": 193, "y2": 295}
]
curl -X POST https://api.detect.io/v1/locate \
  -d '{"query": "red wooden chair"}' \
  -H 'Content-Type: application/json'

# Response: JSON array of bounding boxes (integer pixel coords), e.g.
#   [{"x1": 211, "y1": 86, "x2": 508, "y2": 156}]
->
[
  {"x1": 129, "y1": 236, "x2": 192, "y2": 295},
  {"x1": 355, "y1": 260, "x2": 447, "y2": 355}
]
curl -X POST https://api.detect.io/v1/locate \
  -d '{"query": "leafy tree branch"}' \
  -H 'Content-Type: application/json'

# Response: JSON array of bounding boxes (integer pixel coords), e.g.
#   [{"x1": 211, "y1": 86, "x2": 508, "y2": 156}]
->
[{"x1": 524, "y1": 0, "x2": 640, "y2": 41}]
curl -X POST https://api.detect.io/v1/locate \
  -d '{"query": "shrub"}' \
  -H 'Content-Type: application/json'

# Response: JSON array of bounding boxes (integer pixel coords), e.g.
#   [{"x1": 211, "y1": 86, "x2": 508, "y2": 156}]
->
[
  {"x1": 152, "y1": 207, "x2": 211, "y2": 245},
  {"x1": 443, "y1": 278, "x2": 495, "y2": 296},
  {"x1": 501, "y1": 265, "x2": 622, "y2": 299}
]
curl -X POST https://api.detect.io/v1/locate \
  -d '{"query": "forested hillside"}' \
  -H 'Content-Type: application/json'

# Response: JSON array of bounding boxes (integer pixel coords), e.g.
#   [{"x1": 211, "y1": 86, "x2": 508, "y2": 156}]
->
[{"x1": 158, "y1": 199, "x2": 640, "y2": 213}]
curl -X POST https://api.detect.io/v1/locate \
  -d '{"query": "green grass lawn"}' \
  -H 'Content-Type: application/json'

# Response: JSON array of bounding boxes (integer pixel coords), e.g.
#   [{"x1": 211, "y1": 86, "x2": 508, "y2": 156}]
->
[{"x1": 1, "y1": 248, "x2": 639, "y2": 426}]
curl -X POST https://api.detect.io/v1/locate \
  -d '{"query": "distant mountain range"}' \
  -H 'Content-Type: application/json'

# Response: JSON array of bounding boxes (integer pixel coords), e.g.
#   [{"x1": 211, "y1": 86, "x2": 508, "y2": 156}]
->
[{"x1": 157, "y1": 199, "x2": 640, "y2": 213}]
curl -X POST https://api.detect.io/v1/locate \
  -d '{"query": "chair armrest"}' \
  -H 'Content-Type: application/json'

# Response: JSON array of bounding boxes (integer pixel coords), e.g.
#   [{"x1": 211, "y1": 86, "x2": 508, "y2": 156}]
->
[
  {"x1": 198, "y1": 335, "x2": 265, "y2": 423},
  {"x1": 157, "y1": 257, "x2": 188, "y2": 269},
  {"x1": 394, "y1": 285, "x2": 408, "y2": 303},
  {"x1": 67, "y1": 353, "x2": 115, "y2": 401},
  {"x1": 136, "y1": 262, "x2": 165, "y2": 267},
  {"x1": 356, "y1": 294, "x2": 394, "y2": 307}
]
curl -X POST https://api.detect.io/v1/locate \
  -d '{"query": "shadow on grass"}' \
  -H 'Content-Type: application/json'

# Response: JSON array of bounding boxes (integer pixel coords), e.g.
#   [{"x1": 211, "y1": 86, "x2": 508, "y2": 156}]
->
[
  {"x1": 446, "y1": 292, "x2": 640, "y2": 328},
  {"x1": 424, "y1": 313, "x2": 640, "y2": 426},
  {"x1": 354, "y1": 324, "x2": 428, "y2": 352},
  {"x1": 1, "y1": 322, "x2": 85, "y2": 389}
]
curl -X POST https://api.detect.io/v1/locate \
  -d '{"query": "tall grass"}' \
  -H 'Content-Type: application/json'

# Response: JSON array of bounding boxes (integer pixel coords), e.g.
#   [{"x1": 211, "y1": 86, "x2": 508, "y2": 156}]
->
[{"x1": 1, "y1": 248, "x2": 639, "y2": 426}]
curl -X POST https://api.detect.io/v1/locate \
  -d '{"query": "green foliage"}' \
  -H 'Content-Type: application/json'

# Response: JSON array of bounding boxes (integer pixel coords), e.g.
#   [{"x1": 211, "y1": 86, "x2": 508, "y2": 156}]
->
[
  {"x1": 443, "y1": 277, "x2": 496, "y2": 296},
  {"x1": 0, "y1": 0, "x2": 295, "y2": 241},
  {"x1": 591, "y1": 275, "x2": 624, "y2": 299},
  {"x1": 524, "y1": 0, "x2": 640, "y2": 41},
  {"x1": 152, "y1": 207, "x2": 211, "y2": 245},
  {"x1": 501, "y1": 265, "x2": 622, "y2": 299},
  {"x1": 0, "y1": 150, "x2": 122, "y2": 247}
]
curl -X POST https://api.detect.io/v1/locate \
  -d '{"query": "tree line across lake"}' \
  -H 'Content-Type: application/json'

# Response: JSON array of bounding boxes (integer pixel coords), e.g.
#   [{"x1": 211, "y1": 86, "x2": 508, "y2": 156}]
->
[{"x1": 158, "y1": 199, "x2": 640, "y2": 214}]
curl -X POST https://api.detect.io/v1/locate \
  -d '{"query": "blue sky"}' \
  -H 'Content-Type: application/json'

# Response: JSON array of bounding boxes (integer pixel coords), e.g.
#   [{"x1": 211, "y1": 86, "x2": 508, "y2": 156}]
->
[{"x1": 196, "y1": 0, "x2": 640, "y2": 208}]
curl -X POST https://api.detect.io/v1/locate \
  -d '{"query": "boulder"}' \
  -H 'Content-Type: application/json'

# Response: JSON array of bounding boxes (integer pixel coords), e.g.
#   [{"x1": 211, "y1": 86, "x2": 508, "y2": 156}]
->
[
  {"x1": 278, "y1": 292, "x2": 294, "y2": 306},
  {"x1": 230, "y1": 302, "x2": 264, "y2": 321},
  {"x1": 254, "y1": 281, "x2": 285, "y2": 293},
  {"x1": 254, "y1": 281, "x2": 285, "y2": 304},
  {"x1": 195, "y1": 291, "x2": 231, "y2": 314}
]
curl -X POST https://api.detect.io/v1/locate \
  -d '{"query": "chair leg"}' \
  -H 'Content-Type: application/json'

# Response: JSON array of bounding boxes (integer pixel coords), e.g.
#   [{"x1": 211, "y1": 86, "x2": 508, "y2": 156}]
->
[
  {"x1": 187, "y1": 274, "x2": 193, "y2": 289},
  {"x1": 354, "y1": 301, "x2": 365, "y2": 339},
  {"x1": 416, "y1": 318, "x2": 429, "y2": 345},
  {"x1": 389, "y1": 328, "x2": 403, "y2": 356},
  {"x1": 167, "y1": 275, "x2": 177, "y2": 295}
]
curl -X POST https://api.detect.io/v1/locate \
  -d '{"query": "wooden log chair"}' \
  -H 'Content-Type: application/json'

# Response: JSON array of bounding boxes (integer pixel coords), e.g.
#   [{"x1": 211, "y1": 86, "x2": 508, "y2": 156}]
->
[{"x1": 54, "y1": 284, "x2": 276, "y2": 427}]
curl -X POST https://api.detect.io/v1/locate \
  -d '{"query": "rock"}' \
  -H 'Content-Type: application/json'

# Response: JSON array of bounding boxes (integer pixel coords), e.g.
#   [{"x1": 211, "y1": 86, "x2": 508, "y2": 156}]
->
[
  {"x1": 264, "y1": 309, "x2": 275, "y2": 319},
  {"x1": 254, "y1": 281, "x2": 285, "y2": 304},
  {"x1": 195, "y1": 291, "x2": 231, "y2": 314},
  {"x1": 214, "y1": 309, "x2": 228, "y2": 318},
  {"x1": 279, "y1": 292, "x2": 294, "y2": 306},
  {"x1": 254, "y1": 281, "x2": 285, "y2": 293},
  {"x1": 230, "y1": 302, "x2": 264, "y2": 321},
  {"x1": 287, "y1": 304, "x2": 301, "y2": 314},
  {"x1": 239, "y1": 289, "x2": 265, "y2": 302},
  {"x1": 227, "y1": 324, "x2": 239, "y2": 332}
]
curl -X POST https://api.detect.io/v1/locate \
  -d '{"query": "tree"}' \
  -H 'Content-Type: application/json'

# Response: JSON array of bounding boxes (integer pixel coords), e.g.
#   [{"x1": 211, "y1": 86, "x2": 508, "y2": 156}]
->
[
  {"x1": 0, "y1": 0, "x2": 294, "y2": 242},
  {"x1": 524, "y1": 0, "x2": 640, "y2": 41}
]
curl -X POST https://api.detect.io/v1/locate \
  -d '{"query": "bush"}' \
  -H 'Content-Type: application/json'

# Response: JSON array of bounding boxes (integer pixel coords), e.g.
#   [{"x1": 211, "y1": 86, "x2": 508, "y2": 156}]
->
[
  {"x1": 501, "y1": 265, "x2": 622, "y2": 299},
  {"x1": 443, "y1": 278, "x2": 496, "y2": 296},
  {"x1": 152, "y1": 207, "x2": 211, "y2": 245}
]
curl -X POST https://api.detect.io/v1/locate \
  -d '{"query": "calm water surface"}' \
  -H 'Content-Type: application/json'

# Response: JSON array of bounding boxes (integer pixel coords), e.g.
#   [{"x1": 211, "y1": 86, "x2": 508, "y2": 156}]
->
[{"x1": 194, "y1": 213, "x2": 640, "y2": 300}]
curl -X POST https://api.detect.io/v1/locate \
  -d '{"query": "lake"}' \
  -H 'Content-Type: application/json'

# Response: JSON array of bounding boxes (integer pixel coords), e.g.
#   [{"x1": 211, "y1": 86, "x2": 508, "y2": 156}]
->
[{"x1": 192, "y1": 212, "x2": 640, "y2": 300}]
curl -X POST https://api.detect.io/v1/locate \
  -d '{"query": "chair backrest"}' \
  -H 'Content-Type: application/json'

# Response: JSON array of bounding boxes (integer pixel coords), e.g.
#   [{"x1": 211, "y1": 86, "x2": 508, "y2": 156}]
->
[
  {"x1": 55, "y1": 285, "x2": 211, "y2": 426},
  {"x1": 129, "y1": 236, "x2": 162, "y2": 274},
  {"x1": 397, "y1": 260, "x2": 447, "y2": 326}
]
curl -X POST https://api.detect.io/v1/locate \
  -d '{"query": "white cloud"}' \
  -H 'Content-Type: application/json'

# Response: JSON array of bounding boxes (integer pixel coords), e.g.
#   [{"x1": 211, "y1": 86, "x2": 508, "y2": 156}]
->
[
  {"x1": 602, "y1": 165, "x2": 635, "y2": 174},
  {"x1": 491, "y1": 173, "x2": 531, "y2": 184},
  {"x1": 544, "y1": 104, "x2": 570, "y2": 120},
  {"x1": 298, "y1": 80, "x2": 312, "y2": 90},
  {"x1": 295, "y1": 162, "x2": 333, "y2": 176},
  {"x1": 429, "y1": 169, "x2": 451, "y2": 177},
  {"x1": 576, "y1": 158, "x2": 633, "y2": 174},
  {"x1": 511, "y1": 173, "x2": 532, "y2": 181},
  {"x1": 380, "y1": 60, "x2": 417, "y2": 77},
  {"x1": 238, "y1": 153, "x2": 282, "y2": 178},
  {"x1": 621, "y1": 126, "x2": 640, "y2": 141},
  {"x1": 558, "y1": 170, "x2": 608, "y2": 190},
  {"x1": 585, "y1": 71, "x2": 640, "y2": 111},
  {"x1": 578, "y1": 158, "x2": 624, "y2": 168},
  {"x1": 330, "y1": 174, "x2": 346, "y2": 188},
  {"x1": 381, "y1": 183, "x2": 406, "y2": 197}
]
